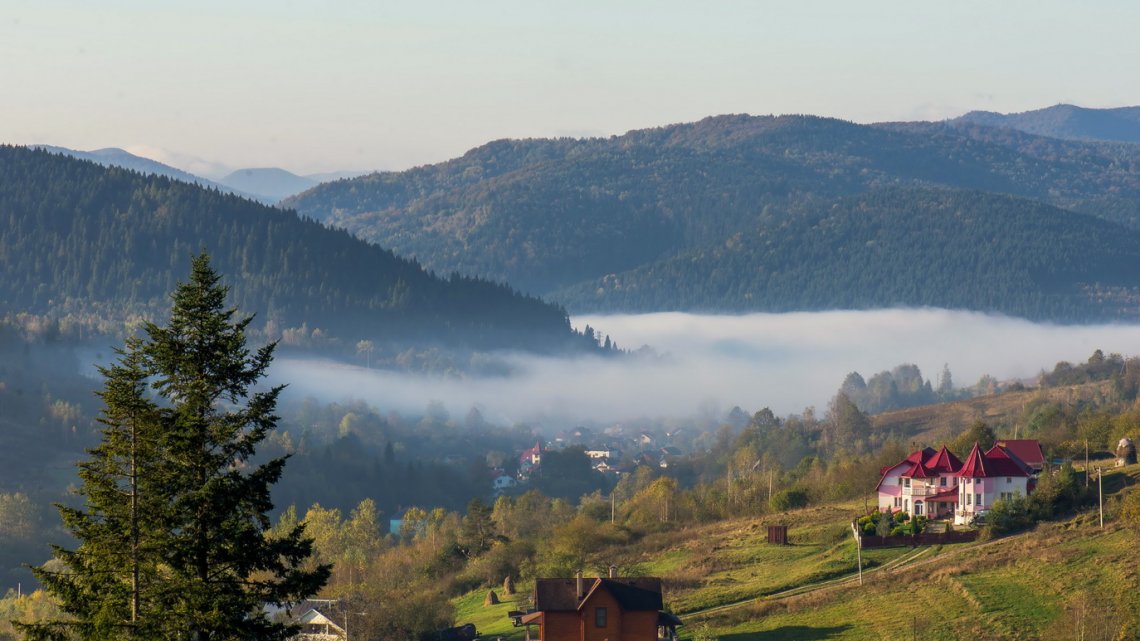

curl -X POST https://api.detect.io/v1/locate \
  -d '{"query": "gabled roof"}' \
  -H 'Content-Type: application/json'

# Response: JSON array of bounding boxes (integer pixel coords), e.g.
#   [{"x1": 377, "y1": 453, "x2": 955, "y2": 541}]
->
[
  {"x1": 876, "y1": 447, "x2": 936, "y2": 489},
  {"x1": 900, "y1": 460, "x2": 933, "y2": 479},
  {"x1": 924, "y1": 446, "x2": 963, "y2": 474},
  {"x1": 299, "y1": 609, "x2": 345, "y2": 632},
  {"x1": 534, "y1": 577, "x2": 663, "y2": 613},
  {"x1": 984, "y1": 444, "x2": 1033, "y2": 476},
  {"x1": 580, "y1": 578, "x2": 663, "y2": 612},
  {"x1": 994, "y1": 439, "x2": 1044, "y2": 468},
  {"x1": 958, "y1": 442, "x2": 1032, "y2": 478}
]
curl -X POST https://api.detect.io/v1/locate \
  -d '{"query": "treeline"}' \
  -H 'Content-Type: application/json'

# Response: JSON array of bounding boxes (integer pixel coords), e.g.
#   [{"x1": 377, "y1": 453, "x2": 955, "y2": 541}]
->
[
  {"x1": 838, "y1": 362, "x2": 1011, "y2": 416},
  {"x1": 287, "y1": 114, "x2": 1140, "y2": 318},
  {"x1": 0, "y1": 145, "x2": 598, "y2": 354}
]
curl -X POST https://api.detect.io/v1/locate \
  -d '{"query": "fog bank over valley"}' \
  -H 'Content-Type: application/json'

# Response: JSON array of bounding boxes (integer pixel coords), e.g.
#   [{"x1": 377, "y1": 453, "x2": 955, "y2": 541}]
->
[{"x1": 272, "y1": 309, "x2": 1140, "y2": 427}]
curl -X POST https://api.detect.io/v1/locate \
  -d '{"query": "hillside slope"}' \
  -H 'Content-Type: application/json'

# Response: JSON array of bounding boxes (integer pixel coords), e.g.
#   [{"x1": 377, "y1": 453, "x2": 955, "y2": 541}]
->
[
  {"x1": 0, "y1": 145, "x2": 589, "y2": 353},
  {"x1": 285, "y1": 114, "x2": 1140, "y2": 320},
  {"x1": 554, "y1": 189, "x2": 1140, "y2": 321}
]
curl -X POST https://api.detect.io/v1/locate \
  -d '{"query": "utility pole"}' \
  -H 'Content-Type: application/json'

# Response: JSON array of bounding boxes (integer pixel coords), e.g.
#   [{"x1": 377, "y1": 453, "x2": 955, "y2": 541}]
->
[
  {"x1": 1098, "y1": 468, "x2": 1104, "y2": 530},
  {"x1": 610, "y1": 492, "x2": 615, "y2": 524},
  {"x1": 1085, "y1": 439, "x2": 1090, "y2": 488},
  {"x1": 768, "y1": 470, "x2": 774, "y2": 505}
]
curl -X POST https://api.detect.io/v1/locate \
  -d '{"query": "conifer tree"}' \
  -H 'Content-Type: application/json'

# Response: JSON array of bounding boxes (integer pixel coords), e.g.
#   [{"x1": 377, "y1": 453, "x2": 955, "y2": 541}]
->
[
  {"x1": 21, "y1": 337, "x2": 165, "y2": 640},
  {"x1": 21, "y1": 254, "x2": 328, "y2": 641}
]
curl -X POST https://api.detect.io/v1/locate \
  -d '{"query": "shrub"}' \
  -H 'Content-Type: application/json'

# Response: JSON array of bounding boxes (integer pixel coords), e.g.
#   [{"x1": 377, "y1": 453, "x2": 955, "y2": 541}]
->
[{"x1": 769, "y1": 488, "x2": 809, "y2": 512}]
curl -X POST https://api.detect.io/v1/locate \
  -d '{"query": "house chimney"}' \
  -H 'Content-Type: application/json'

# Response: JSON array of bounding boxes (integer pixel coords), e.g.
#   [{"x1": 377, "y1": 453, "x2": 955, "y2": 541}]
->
[
  {"x1": 576, "y1": 570, "x2": 583, "y2": 601},
  {"x1": 608, "y1": 565, "x2": 617, "y2": 578}
]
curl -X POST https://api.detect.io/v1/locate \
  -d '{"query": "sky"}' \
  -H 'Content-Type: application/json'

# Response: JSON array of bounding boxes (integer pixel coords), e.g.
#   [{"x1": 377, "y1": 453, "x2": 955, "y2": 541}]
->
[
  {"x1": 4, "y1": 1, "x2": 1140, "y2": 174},
  {"x1": 270, "y1": 309, "x2": 1140, "y2": 427}
]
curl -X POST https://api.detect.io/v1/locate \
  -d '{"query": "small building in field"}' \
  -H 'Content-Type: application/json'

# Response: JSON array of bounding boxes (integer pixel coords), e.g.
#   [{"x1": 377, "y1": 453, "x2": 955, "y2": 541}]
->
[{"x1": 520, "y1": 575, "x2": 678, "y2": 641}]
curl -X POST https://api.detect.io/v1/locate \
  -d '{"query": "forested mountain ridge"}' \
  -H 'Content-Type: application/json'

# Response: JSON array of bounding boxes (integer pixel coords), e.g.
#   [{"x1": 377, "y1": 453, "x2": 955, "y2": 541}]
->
[
  {"x1": 0, "y1": 145, "x2": 593, "y2": 353},
  {"x1": 285, "y1": 114, "x2": 1140, "y2": 315},
  {"x1": 553, "y1": 188, "x2": 1140, "y2": 320},
  {"x1": 951, "y1": 103, "x2": 1140, "y2": 144}
]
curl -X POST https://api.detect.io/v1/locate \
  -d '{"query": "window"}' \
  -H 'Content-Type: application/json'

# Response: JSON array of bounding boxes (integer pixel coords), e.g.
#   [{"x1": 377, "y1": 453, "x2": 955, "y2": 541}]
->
[
  {"x1": 965, "y1": 478, "x2": 971, "y2": 485},
  {"x1": 940, "y1": 477, "x2": 947, "y2": 486},
  {"x1": 1006, "y1": 477, "x2": 1011, "y2": 484},
  {"x1": 595, "y1": 608, "x2": 607, "y2": 628},
  {"x1": 898, "y1": 478, "x2": 903, "y2": 486},
  {"x1": 904, "y1": 478, "x2": 910, "y2": 488},
  {"x1": 966, "y1": 493, "x2": 971, "y2": 505},
  {"x1": 975, "y1": 494, "x2": 982, "y2": 507}
]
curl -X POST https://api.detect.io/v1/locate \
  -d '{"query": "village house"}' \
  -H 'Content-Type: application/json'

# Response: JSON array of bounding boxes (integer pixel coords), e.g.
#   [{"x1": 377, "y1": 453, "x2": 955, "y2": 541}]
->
[
  {"x1": 518, "y1": 573, "x2": 679, "y2": 641},
  {"x1": 288, "y1": 600, "x2": 345, "y2": 641},
  {"x1": 518, "y1": 442, "x2": 543, "y2": 480},
  {"x1": 875, "y1": 441, "x2": 1039, "y2": 525}
]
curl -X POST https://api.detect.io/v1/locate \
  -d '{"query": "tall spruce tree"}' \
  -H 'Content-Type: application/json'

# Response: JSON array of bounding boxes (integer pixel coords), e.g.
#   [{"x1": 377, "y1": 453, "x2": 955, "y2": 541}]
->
[
  {"x1": 21, "y1": 337, "x2": 166, "y2": 640},
  {"x1": 21, "y1": 254, "x2": 328, "y2": 641}
]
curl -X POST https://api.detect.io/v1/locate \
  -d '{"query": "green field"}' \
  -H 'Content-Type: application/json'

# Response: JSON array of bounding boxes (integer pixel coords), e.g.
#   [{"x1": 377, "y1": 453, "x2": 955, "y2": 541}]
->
[{"x1": 452, "y1": 464, "x2": 1140, "y2": 641}]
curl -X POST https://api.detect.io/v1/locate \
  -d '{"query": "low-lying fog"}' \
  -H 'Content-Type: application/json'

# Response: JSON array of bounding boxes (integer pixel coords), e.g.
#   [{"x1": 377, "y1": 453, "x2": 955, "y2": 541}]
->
[{"x1": 273, "y1": 309, "x2": 1140, "y2": 427}]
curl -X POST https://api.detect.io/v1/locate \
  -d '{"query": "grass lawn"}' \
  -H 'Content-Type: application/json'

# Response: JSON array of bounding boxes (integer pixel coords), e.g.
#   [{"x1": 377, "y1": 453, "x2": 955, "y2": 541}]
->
[{"x1": 452, "y1": 585, "x2": 530, "y2": 641}]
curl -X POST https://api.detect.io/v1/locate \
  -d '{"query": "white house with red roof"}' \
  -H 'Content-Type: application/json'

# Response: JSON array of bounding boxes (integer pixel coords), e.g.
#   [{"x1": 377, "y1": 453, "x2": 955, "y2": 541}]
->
[
  {"x1": 518, "y1": 441, "x2": 543, "y2": 479},
  {"x1": 875, "y1": 446, "x2": 962, "y2": 518},
  {"x1": 955, "y1": 442, "x2": 1035, "y2": 525},
  {"x1": 876, "y1": 440, "x2": 1040, "y2": 525}
]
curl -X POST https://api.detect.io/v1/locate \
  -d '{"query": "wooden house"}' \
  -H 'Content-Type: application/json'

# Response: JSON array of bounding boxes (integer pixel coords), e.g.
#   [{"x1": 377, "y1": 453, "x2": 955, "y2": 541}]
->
[{"x1": 520, "y1": 574, "x2": 678, "y2": 641}]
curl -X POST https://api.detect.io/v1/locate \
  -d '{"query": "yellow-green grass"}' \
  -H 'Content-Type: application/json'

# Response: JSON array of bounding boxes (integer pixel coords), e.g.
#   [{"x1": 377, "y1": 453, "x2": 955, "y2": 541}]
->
[
  {"x1": 623, "y1": 503, "x2": 915, "y2": 614},
  {"x1": 693, "y1": 499, "x2": 1140, "y2": 639},
  {"x1": 451, "y1": 464, "x2": 1140, "y2": 640},
  {"x1": 452, "y1": 585, "x2": 531, "y2": 641}
]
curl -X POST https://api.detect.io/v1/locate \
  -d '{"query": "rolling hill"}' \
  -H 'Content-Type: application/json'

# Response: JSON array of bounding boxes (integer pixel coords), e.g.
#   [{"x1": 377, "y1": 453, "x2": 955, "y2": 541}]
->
[
  {"x1": 554, "y1": 188, "x2": 1140, "y2": 320},
  {"x1": 0, "y1": 145, "x2": 592, "y2": 354},
  {"x1": 953, "y1": 103, "x2": 1140, "y2": 144},
  {"x1": 284, "y1": 114, "x2": 1140, "y2": 320}
]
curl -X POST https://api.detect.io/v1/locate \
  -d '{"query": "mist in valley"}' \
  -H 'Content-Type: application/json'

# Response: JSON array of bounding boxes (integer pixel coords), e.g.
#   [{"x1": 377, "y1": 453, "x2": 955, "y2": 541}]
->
[{"x1": 271, "y1": 308, "x2": 1140, "y2": 427}]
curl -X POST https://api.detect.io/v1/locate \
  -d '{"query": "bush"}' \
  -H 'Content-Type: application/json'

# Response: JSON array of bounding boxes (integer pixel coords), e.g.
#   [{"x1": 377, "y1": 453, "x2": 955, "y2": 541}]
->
[{"x1": 769, "y1": 488, "x2": 809, "y2": 512}]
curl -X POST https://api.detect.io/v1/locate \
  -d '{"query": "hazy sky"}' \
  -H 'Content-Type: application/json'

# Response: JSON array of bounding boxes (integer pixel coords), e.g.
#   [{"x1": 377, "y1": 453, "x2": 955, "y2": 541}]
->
[{"x1": 4, "y1": 1, "x2": 1140, "y2": 174}]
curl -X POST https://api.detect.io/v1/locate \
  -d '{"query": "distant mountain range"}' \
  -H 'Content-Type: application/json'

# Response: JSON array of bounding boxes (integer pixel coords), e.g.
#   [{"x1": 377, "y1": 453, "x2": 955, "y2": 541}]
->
[
  {"x1": 32, "y1": 145, "x2": 368, "y2": 204},
  {"x1": 951, "y1": 104, "x2": 1140, "y2": 144},
  {"x1": 284, "y1": 108, "x2": 1140, "y2": 321},
  {"x1": 0, "y1": 145, "x2": 594, "y2": 354}
]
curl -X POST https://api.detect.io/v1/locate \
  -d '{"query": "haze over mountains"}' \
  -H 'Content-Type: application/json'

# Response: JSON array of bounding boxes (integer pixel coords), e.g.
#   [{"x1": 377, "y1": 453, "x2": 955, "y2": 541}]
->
[
  {"x1": 952, "y1": 104, "x2": 1140, "y2": 144},
  {"x1": 33, "y1": 145, "x2": 367, "y2": 204},
  {"x1": 284, "y1": 107, "x2": 1140, "y2": 322}
]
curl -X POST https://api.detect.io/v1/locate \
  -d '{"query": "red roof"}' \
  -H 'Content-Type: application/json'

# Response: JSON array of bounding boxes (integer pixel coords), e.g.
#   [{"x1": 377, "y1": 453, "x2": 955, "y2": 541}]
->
[
  {"x1": 925, "y1": 487, "x2": 960, "y2": 502},
  {"x1": 958, "y1": 442, "x2": 989, "y2": 478},
  {"x1": 994, "y1": 440, "x2": 1044, "y2": 469},
  {"x1": 985, "y1": 445, "x2": 1033, "y2": 476},
  {"x1": 877, "y1": 447, "x2": 935, "y2": 488},
  {"x1": 924, "y1": 446, "x2": 963, "y2": 474},
  {"x1": 957, "y1": 442, "x2": 1032, "y2": 478}
]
